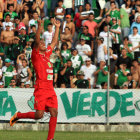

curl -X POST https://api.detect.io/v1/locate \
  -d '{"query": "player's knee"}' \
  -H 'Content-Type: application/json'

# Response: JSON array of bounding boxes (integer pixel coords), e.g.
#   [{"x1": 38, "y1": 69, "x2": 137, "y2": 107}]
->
[
  {"x1": 35, "y1": 112, "x2": 44, "y2": 119},
  {"x1": 50, "y1": 109, "x2": 58, "y2": 117}
]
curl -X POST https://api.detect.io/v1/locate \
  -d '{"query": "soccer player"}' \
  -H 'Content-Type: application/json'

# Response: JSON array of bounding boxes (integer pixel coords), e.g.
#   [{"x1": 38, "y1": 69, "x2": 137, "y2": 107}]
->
[{"x1": 10, "y1": 19, "x2": 61, "y2": 140}]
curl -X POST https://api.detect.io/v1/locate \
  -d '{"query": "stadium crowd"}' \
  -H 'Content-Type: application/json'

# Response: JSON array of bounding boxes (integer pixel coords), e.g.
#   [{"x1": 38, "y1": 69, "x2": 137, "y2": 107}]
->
[{"x1": 0, "y1": 0, "x2": 140, "y2": 89}]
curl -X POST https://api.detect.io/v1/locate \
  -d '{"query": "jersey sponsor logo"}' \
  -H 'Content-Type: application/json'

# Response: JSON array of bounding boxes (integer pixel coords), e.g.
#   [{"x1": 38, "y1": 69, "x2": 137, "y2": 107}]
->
[
  {"x1": 47, "y1": 74, "x2": 53, "y2": 80},
  {"x1": 47, "y1": 62, "x2": 52, "y2": 68},
  {"x1": 46, "y1": 69, "x2": 53, "y2": 73}
]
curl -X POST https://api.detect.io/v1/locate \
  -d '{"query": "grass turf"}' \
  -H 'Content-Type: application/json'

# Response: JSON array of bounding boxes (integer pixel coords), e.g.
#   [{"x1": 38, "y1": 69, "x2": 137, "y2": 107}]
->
[{"x1": 0, "y1": 131, "x2": 140, "y2": 140}]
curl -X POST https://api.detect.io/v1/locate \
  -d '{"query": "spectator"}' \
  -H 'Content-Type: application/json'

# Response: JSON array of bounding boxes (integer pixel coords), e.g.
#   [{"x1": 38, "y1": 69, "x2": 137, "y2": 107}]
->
[
  {"x1": 120, "y1": 0, "x2": 131, "y2": 39},
  {"x1": 63, "y1": 0, "x2": 74, "y2": 15},
  {"x1": 106, "y1": 1, "x2": 120, "y2": 25},
  {"x1": 129, "y1": 26, "x2": 140, "y2": 59},
  {"x1": 131, "y1": 59, "x2": 140, "y2": 88},
  {"x1": 28, "y1": 11, "x2": 39, "y2": 33},
  {"x1": 55, "y1": 0, "x2": 65, "y2": 23},
  {"x1": 24, "y1": 80, "x2": 31, "y2": 88},
  {"x1": 83, "y1": 13, "x2": 98, "y2": 38},
  {"x1": 60, "y1": 42, "x2": 71, "y2": 61},
  {"x1": 5, "y1": 0, "x2": 17, "y2": 12},
  {"x1": 50, "y1": 0, "x2": 58, "y2": 16},
  {"x1": 16, "y1": 53, "x2": 27, "y2": 80},
  {"x1": 61, "y1": 14, "x2": 75, "y2": 38},
  {"x1": 99, "y1": 25, "x2": 116, "y2": 48},
  {"x1": 60, "y1": 27, "x2": 73, "y2": 49},
  {"x1": 94, "y1": 60, "x2": 108, "y2": 87},
  {"x1": 110, "y1": 17, "x2": 121, "y2": 56},
  {"x1": 42, "y1": 23, "x2": 54, "y2": 47},
  {"x1": 32, "y1": 0, "x2": 45, "y2": 18},
  {"x1": 122, "y1": 73, "x2": 137, "y2": 89},
  {"x1": 1, "y1": 22, "x2": 14, "y2": 58},
  {"x1": 95, "y1": 0, "x2": 106, "y2": 20},
  {"x1": 8, "y1": 79, "x2": 18, "y2": 88},
  {"x1": 114, "y1": 63, "x2": 130, "y2": 89},
  {"x1": 52, "y1": 48, "x2": 66, "y2": 87},
  {"x1": 80, "y1": 2, "x2": 94, "y2": 25},
  {"x1": 60, "y1": 59, "x2": 76, "y2": 87},
  {"x1": 29, "y1": 25, "x2": 36, "y2": 40},
  {"x1": 74, "y1": 5, "x2": 83, "y2": 31},
  {"x1": 19, "y1": 82, "x2": 25, "y2": 88},
  {"x1": 60, "y1": 82, "x2": 66, "y2": 88},
  {"x1": 11, "y1": 37, "x2": 23, "y2": 63},
  {"x1": 74, "y1": 0, "x2": 84, "y2": 13},
  {"x1": 71, "y1": 70, "x2": 90, "y2": 88},
  {"x1": 101, "y1": 82, "x2": 108, "y2": 89},
  {"x1": 109, "y1": 47, "x2": 118, "y2": 74},
  {"x1": 98, "y1": 15, "x2": 112, "y2": 33},
  {"x1": 4, "y1": 5, "x2": 18, "y2": 21},
  {"x1": 18, "y1": 26, "x2": 29, "y2": 49},
  {"x1": 14, "y1": 16, "x2": 25, "y2": 36},
  {"x1": 135, "y1": 5, "x2": 140, "y2": 20},
  {"x1": 120, "y1": 36, "x2": 134, "y2": 60},
  {"x1": 2, "y1": 14, "x2": 13, "y2": 31},
  {"x1": 20, "y1": 0, "x2": 33, "y2": 14},
  {"x1": 104, "y1": 0, "x2": 119, "y2": 13},
  {"x1": 2, "y1": 58, "x2": 17, "y2": 87},
  {"x1": 80, "y1": 57, "x2": 96, "y2": 88},
  {"x1": 116, "y1": 48, "x2": 132, "y2": 69},
  {"x1": 19, "y1": 59, "x2": 32, "y2": 84},
  {"x1": 79, "y1": 25, "x2": 93, "y2": 50},
  {"x1": 21, "y1": 4, "x2": 30, "y2": 27},
  {"x1": 130, "y1": 15, "x2": 140, "y2": 35},
  {"x1": 76, "y1": 37, "x2": 92, "y2": 61},
  {"x1": 97, "y1": 36, "x2": 107, "y2": 64},
  {"x1": 70, "y1": 48, "x2": 83, "y2": 73}
]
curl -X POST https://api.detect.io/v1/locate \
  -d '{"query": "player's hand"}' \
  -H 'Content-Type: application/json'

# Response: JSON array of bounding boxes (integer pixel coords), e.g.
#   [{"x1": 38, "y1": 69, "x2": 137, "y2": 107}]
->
[{"x1": 54, "y1": 20, "x2": 61, "y2": 28}]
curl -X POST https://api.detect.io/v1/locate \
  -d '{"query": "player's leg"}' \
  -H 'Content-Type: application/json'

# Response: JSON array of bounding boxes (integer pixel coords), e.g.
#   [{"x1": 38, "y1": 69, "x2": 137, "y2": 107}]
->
[
  {"x1": 47, "y1": 107, "x2": 58, "y2": 140},
  {"x1": 10, "y1": 110, "x2": 45, "y2": 126}
]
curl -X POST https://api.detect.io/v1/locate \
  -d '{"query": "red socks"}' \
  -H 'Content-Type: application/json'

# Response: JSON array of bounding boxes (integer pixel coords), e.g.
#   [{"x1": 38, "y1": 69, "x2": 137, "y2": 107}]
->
[
  {"x1": 17, "y1": 112, "x2": 35, "y2": 119},
  {"x1": 47, "y1": 117, "x2": 57, "y2": 140},
  {"x1": 17, "y1": 113, "x2": 57, "y2": 140}
]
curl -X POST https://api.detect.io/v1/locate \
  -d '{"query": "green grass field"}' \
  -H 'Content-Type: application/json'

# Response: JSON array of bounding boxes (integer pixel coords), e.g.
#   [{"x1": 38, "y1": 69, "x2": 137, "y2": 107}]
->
[{"x1": 0, "y1": 131, "x2": 140, "y2": 140}]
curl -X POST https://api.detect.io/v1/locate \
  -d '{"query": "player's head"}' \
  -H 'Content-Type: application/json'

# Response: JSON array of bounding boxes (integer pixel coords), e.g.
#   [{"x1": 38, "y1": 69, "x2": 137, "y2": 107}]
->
[
  {"x1": 22, "y1": 59, "x2": 28, "y2": 67},
  {"x1": 39, "y1": 39, "x2": 46, "y2": 51}
]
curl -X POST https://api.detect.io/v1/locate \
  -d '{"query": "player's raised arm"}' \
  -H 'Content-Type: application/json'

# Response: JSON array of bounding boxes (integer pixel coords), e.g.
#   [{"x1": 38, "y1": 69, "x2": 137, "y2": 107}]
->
[
  {"x1": 34, "y1": 20, "x2": 42, "y2": 49},
  {"x1": 50, "y1": 20, "x2": 61, "y2": 50}
]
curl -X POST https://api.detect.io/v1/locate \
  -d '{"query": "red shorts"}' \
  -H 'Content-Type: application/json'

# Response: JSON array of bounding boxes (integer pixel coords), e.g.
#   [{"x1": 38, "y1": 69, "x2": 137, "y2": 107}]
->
[{"x1": 34, "y1": 88, "x2": 58, "y2": 112}]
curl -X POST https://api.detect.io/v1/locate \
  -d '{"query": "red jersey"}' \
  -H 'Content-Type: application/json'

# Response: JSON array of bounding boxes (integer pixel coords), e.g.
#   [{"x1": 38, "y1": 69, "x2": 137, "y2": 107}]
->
[{"x1": 31, "y1": 46, "x2": 54, "y2": 90}]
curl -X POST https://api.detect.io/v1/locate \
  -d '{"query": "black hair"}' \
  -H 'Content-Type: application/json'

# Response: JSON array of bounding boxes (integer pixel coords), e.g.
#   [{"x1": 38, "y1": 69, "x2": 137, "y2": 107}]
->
[
  {"x1": 48, "y1": 23, "x2": 53, "y2": 26},
  {"x1": 83, "y1": 26, "x2": 88, "y2": 29},
  {"x1": 123, "y1": 36, "x2": 129, "y2": 40},
  {"x1": 133, "y1": 26, "x2": 138, "y2": 29},
  {"x1": 61, "y1": 42, "x2": 68, "y2": 50},
  {"x1": 22, "y1": 59, "x2": 28, "y2": 63},
  {"x1": 85, "y1": 2, "x2": 91, "y2": 7},
  {"x1": 58, "y1": 0, "x2": 63, "y2": 3},
  {"x1": 65, "y1": 26, "x2": 71, "y2": 30},
  {"x1": 132, "y1": 59, "x2": 138, "y2": 63},
  {"x1": 127, "y1": 73, "x2": 132, "y2": 76},
  {"x1": 14, "y1": 16, "x2": 20, "y2": 20},
  {"x1": 110, "y1": 1, "x2": 115, "y2": 5},
  {"x1": 5, "y1": 14, "x2": 11, "y2": 18},
  {"x1": 31, "y1": 25, "x2": 36, "y2": 29},
  {"x1": 89, "y1": 13, "x2": 94, "y2": 16}
]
